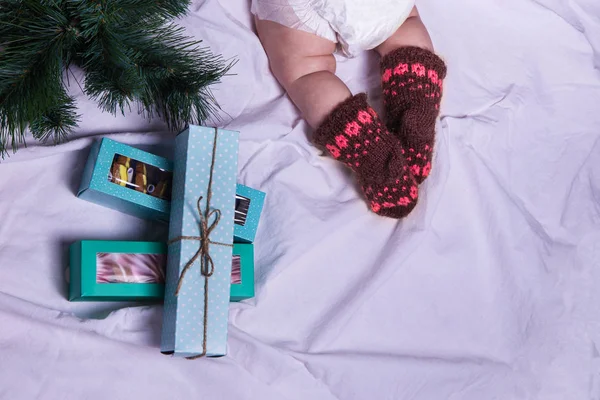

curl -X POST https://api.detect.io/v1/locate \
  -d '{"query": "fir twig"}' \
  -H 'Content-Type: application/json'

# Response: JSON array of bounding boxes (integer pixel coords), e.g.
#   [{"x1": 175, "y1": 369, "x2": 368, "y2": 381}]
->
[{"x1": 0, "y1": 0, "x2": 231, "y2": 157}]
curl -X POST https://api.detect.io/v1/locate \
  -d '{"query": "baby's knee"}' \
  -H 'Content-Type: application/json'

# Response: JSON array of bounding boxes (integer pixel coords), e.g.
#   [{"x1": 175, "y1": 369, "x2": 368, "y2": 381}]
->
[{"x1": 271, "y1": 54, "x2": 336, "y2": 91}]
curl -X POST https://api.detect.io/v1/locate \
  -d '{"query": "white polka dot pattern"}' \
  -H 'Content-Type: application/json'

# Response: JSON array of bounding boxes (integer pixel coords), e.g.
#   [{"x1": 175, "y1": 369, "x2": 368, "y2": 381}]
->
[
  {"x1": 234, "y1": 184, "x2": 266, "y2": 243},
  {"x1": 160, "y1": 126, "x2": 239, "y2": 357}
]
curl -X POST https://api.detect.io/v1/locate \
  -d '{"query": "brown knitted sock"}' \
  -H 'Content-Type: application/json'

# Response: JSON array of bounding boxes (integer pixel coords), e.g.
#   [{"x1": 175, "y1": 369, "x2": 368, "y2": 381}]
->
[
  {"x1": 313, "y1": 93, "x2": 419, "y2": 219},
  {"x1": 381, "y1": 46, "x2": 447, "y2": 184}
]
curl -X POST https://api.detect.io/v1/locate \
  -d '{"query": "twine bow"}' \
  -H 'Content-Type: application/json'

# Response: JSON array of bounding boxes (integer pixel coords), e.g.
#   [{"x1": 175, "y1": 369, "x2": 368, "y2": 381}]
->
[
  {"x1": 169, "y1": 197, "x2": 232, "y2": 296},
  {"x1": 167, "y1": 128, "x2": 232, "y2": 359}
]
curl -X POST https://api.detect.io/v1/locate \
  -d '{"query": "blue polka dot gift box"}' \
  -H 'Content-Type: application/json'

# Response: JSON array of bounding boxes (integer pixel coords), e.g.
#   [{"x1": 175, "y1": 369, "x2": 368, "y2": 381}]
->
[
  {"x1": 160, "y1": 126, "x2": 239, "y2": 358},
  {"x1": 77, "y1": 138, "x2": 173, "y2": 222}
]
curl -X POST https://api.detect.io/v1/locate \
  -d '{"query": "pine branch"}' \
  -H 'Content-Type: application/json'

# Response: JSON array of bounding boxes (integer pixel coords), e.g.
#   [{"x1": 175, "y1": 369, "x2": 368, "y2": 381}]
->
[
  {"x1": 134, "y1": 24, "x2": 235, "y2": 128},
  {"x1": 0, "y1": 1, "x2": 71, "y2": 155},
  {"x1": 29, "y1": 89, "x2": 80, "y2": 144},
  {"x1": 80, "y1": 19, "x2": 234, "y2": 129},
  {"x1": 0, "y1": 0, "x2": 232, "y2": 157}
]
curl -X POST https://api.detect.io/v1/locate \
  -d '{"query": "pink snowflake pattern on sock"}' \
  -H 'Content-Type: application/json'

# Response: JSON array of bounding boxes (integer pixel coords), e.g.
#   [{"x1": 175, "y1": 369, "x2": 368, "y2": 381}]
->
[
  {"x1": 410, "y1": 186, "x2": 418, "y2": 199},
  {"x1": 345, "y1": 121, "x2": 360, "y2": 137},
  {"x1": 410, "y1": 164, "x2": 420, "y2": 176},
  {"x1": 422, "y1": 162, "x2": 431, "y2": 178},
  {"x1": 326, "y1": 144, "x2": 341, "y2": 159},
  {"x1": 357, "y1": 110, "x2": 373, "y2": 124},
  {"x1": 412, "y1": 63, "x2": 426, "y2": 77},
  {"x1": 335, "y1": 135, "x2": 348, "y2": 149},
  {"x1": 371, "y1": 202, "x2": 381, "y2": 212},
  {"x1": 394, "y1": 63, "x2": 409, "y2": 76},
  {"x1": 428, "y1": 69, "x2": 438, "y2": 84},
  {"x1": 398, "y1": 197, "x2": 410, "y2": 206},
  {"x1": 382, "y1": 69, "x2": 392, "y2": 82}
]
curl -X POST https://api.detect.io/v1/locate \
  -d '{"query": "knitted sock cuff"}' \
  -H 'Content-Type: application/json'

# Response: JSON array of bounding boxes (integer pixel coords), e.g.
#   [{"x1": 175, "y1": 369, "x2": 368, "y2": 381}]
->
[
  {"x1": 313, "y1": 93, "x2": 369, "y2": 148},
  {"x1": 381, "y1": 46, "x2": 447, "y2": 79}
]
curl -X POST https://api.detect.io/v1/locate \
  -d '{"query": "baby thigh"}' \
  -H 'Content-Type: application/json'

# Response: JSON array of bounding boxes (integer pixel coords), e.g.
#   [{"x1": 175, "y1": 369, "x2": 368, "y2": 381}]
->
[
  {"x1": 375, "y1": 7, "x2": 433, "y2": 57},
  {"x1": 255, "y1": 19, "x2": 351, "y2": 128}
]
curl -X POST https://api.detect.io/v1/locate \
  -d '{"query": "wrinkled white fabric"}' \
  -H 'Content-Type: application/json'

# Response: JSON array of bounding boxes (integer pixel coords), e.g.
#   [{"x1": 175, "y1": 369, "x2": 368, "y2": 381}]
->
[
  {"x1": 1, "y1": 0, "x2": 600, "y2": 399},
  {"x1": 251, "y1": 0, "x2": 414, "y2": 56}
]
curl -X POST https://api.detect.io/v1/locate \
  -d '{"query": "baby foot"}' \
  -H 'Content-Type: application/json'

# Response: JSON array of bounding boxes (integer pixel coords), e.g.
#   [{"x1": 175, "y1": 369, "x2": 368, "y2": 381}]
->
[
  {"x1": 380, "y1": 46, "x2": 447, "y2": 184},
  {"x1": 313, "y1": 93, "x2": 419, "y2": 218}
]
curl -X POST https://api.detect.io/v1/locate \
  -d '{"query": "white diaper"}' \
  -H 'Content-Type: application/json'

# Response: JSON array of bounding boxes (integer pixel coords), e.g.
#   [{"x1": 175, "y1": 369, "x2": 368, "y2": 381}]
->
[{"x1": 251, "y1": 0, "x2": 415, "y2": 57}]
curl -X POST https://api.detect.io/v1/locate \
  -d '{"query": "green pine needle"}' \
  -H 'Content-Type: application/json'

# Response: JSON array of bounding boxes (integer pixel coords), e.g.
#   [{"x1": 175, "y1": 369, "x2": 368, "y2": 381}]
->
[
  {"x1": 0, "y1": 0, "x2": 232, "y2": 157},
  {"x1": 30, "y1": 91, "x2": 80, "y2": 144}
]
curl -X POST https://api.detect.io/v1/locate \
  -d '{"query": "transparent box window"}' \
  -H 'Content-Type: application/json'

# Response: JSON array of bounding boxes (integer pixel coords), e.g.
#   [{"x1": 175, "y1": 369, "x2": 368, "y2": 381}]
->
[
  {"x1": 107, "y1": 154, "x2": 172, "y2": 201},
  {"x1": 96, "y1": 253, "x2": 167, "y2": 284}
]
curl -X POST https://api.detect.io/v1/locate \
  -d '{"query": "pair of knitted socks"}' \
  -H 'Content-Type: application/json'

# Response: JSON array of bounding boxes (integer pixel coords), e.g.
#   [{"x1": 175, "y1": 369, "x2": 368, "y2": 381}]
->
[{"x1": 313, "y1": 46, "x2": 447, "y2": 218}]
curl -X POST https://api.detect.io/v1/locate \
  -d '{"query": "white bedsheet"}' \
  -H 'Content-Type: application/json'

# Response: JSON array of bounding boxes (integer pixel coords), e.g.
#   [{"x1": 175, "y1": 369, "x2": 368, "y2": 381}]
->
[{"x1": 1, "y1": 0, "x2": 600, "y2": 399}]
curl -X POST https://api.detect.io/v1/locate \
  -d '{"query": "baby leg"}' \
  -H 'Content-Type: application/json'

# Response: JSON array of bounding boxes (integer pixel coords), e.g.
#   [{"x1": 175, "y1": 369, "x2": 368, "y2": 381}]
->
[
  {"x1": 255, "y1": 18, "x2": 351, "y2": 129},
  {"x1": 376, "y1": 7, "x2": 447, "y2": 184},
  {"x1": 255, "y1": 19, "x2": 419, "y2": 218},
  {"x1": 375, "y1": 7, "x2": 434, "y2": 57}
]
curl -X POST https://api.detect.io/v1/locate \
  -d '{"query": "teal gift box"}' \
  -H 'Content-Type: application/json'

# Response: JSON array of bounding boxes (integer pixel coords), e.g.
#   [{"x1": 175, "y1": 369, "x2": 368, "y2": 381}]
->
[
  {"x1": 234, "y1": 184, "x2": 265, "y2": 243},
  {"x1": 230, "y1": 243, "x2": 255, "y2": 301},
  {"x1": 78, "y1": 138, "x2": 173, "y2": 222},
  {"x1": 69, "y1": 240, "x2": 167, "y2": 301},
  {"x1": 161, "y1": 126, "x2": 239, "y2": 358},
  {"x1": 69, "y1": 240, "x2": 251, "y2": 301}
]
